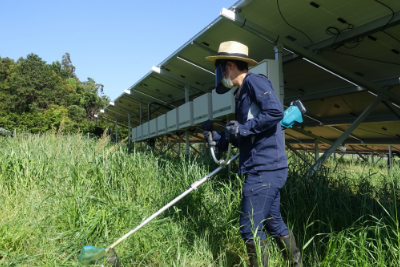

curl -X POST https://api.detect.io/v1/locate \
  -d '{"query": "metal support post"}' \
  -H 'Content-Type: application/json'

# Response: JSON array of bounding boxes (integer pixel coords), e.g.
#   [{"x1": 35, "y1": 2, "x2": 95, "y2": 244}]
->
[
  {"x1": 185, "y1": 86, "x2": 190, "y2": 160},
  {"x1": 128, "y1": 113, "x2": 131, "y2": 146},
  {"x1": 140, "y1": 101, "x2": 142, "y2": 125},
  {"x1": 371, "y1": 152, "x2": 374, "y2": 165},
  {"x1": 314, "y1": 140, "x2": 319, "y2": 161},
  {"x1": 185, "y1": 85, "x2": 190, "y2": 103},
  {"x1": 389, "y1": 145, "x2": 393, "y2": 169},
  {"x1": 305, "y1": 94, "x2": 383, "y2": 178},
  {"x1": 334, "y1": 152, "x2": 336, "y2": 161},
  {"x1": 88, "y1": 133, "x2": 89, "y2": 140},
  {"x1": 203, "y1": 140, "x2": 206, "y2": 163},
  {"x1": 275, "y1": 42, "x2": 285, "y2": 145},
  {"x1": 13, "y1": 129, "x2": 16, "y2": 137},
  {"x1": 115, "y1": 119, "x2": 118, "y2": 143},
  {"x1": 185, "y1": 131, "x2": 190, "y2": 161}
]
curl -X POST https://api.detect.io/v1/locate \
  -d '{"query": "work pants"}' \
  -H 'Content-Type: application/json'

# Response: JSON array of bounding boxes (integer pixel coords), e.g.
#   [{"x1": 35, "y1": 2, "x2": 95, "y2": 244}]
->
[{"x1": 240, "y1": 168, "x2": 289, "y2": 241}]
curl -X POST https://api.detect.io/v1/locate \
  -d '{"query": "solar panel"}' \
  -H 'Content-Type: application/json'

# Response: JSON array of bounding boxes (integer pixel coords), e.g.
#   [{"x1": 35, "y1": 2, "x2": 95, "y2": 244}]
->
[{"x1": 98, "y1": 0, "x2": 400, "y2": 153}]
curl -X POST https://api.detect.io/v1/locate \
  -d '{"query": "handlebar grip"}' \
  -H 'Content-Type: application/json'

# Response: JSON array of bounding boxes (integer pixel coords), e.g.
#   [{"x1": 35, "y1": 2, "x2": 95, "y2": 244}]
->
[{"x1": 207, "y1": 131, "x2": 217, "y2": 147}]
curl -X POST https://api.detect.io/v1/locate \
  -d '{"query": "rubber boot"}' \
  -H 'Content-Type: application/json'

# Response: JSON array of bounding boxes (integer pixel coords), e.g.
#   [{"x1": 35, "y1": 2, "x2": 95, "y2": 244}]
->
[
  {"x1": 275, "y1": 233, "x2": 302, "y2": 267},
  {"x1": 245, "y1": 240, "x2": 269, "y2": 267}
]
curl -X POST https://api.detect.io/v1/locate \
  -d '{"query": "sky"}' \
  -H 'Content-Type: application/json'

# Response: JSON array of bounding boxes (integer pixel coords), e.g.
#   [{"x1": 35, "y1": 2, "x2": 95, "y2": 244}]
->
[{"x1": 0, "y1": 0, "x2": 235, "y2": 101}]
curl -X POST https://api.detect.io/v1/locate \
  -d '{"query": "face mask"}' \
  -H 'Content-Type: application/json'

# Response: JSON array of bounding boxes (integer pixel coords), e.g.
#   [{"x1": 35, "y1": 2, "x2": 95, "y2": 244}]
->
[
  {"x1": 221, "y1": 69, "x2": 234, "y2": 89},
  {"x1": 215, "y1": 62, "x2": 234, "y2": 94}
]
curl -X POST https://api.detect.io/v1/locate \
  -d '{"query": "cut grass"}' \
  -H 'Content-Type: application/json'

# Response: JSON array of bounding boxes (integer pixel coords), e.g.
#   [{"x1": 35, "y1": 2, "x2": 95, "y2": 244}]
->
[{"x1": 0, "y1": 133, "x2": 399, "y2": 266}]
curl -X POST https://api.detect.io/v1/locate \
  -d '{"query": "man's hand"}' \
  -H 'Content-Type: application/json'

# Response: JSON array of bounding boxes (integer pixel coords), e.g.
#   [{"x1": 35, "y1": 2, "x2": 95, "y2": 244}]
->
[
  {"x1": 202, "y1": 120, "x2": 221, "y2": 147},
  {"x1": 226, "y1": 120, "x2": 240, "y2": 143}
]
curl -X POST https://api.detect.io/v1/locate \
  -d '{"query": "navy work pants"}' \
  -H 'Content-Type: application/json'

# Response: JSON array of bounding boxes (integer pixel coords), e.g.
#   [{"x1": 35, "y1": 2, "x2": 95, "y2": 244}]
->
[{"x1": 240, "y1": 168, "x2": 289, "y2": 241}]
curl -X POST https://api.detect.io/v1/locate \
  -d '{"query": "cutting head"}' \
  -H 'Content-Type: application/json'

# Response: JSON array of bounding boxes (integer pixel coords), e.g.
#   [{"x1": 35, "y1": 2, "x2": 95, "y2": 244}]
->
[
  {"x1": 78, "y1": 246, "x2": 120, "y2": 266},
  {"x1": 78, "y1": 245, "x2": 106, "y2": 265}
]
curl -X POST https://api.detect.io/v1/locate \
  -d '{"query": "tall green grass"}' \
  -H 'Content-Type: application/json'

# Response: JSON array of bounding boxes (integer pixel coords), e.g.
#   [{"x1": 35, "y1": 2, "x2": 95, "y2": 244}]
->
[{"x1": 0, "y1": 133, "x2": 399, "y2": 266}]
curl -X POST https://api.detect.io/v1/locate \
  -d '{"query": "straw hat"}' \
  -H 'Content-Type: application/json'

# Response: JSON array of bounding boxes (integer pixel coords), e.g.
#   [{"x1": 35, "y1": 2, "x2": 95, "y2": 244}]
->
[{"x1": 205, "y1": 41, "x2": 258, "y2": 66}]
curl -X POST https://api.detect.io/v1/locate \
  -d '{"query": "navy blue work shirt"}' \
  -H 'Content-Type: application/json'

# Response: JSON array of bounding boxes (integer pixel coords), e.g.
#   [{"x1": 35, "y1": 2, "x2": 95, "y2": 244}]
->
[{"x1": 217, "y1": 72, "x2": 288, "y2": 175}]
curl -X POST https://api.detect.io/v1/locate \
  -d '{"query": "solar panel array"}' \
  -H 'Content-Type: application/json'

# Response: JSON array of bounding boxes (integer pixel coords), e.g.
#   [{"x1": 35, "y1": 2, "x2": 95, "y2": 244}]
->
[{"x1": 97, "y1": 0, "x2": 400, "y2": 155}]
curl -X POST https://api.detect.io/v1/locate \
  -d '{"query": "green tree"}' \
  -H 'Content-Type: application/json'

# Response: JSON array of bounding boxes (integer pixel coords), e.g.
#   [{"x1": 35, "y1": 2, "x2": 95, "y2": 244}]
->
[
  {"x1": 2, "y1": 53, "x2": 69, "y2": 113},
  {"x1": 81, "y1": 77, "x2": 109, "y2": 120},
  {"x1": 0, "y1": 53, "x2": 110, "y2": 136},
  {"x1": 61, "y1": 52, "x2": 76, "y2": 78}
]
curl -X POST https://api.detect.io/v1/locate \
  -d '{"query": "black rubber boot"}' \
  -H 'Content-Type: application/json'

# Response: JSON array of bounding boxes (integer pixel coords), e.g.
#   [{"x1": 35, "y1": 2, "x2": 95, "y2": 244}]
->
[
  {"x1": 245, "y1": 240, "x2": 269, "y2": 267},
  {"x1": 275, "y1": 233, "x2": 302, "y2": 267}
]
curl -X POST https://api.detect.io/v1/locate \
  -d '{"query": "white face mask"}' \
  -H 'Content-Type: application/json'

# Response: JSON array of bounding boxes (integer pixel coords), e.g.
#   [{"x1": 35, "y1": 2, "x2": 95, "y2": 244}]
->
[{"x1": 221, "y1": 69, "x2": 234, "y2": 89}]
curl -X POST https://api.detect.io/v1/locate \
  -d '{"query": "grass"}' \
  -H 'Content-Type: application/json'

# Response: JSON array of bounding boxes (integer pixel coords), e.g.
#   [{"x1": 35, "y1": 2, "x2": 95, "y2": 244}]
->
[{"x1": 0, "y1": 133, "x2": 399, "y2": 266}]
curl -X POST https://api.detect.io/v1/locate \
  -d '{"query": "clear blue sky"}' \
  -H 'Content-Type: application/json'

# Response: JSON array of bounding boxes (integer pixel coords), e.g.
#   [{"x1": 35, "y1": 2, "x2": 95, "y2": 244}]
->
[{"x1": 0, "y1": 0, "x2": 235, "y2": 101}]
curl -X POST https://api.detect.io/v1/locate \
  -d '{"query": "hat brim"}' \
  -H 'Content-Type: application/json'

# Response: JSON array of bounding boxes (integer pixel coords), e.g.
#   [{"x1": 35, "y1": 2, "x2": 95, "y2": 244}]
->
[{"x1": 206, "y1": 55, "x2": 258, "y2": 67}]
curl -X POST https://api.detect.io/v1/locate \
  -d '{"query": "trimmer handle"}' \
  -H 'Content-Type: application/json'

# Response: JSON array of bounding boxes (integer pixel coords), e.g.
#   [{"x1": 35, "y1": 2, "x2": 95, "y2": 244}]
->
[
  {"x1": 207, "y1": 132, "x2": 217, "y2": 147},
  {"x1": 201, "y1": 120, "x2": 217, "y2": 147},
  {"x1": 201, "y1": 120, "x2": 232, "y2": 166}
]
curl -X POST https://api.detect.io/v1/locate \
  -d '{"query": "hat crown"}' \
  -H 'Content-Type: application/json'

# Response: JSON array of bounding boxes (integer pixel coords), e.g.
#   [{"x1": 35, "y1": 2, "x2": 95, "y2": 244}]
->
[{"x1": 218, "y1": 41, "x2": 249, "y2": 57}]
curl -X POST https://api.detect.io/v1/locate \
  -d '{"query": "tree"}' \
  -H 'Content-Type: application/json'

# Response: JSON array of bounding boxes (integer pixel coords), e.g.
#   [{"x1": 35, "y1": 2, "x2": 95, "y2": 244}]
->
[
  {"x1": 2, "y1": 53, "x2": 69, "y2": 113},
  {"x1": 61, "y1": 52, "x2": 76, "y2": 78},
  {"x1": 0, "y1": 53, "x2": 110, "y2": 136},
  {"x1": 81, "y1": 77, "x2": 109, "y2": 120}
]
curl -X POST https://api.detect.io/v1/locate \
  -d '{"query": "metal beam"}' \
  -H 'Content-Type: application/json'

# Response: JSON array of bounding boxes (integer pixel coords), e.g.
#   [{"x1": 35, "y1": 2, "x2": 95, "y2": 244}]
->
[
  {"x1": 286, "y1": 143, "x2": 312, "y2": 166},
  {"x1": 151, "y1": 66, "x2": 209, "y2": 93},
  {"x1": 124, "y1": 89, "x2": 172, "y2": 107},
  {"x1": 382, "y1": 100, "x2": 400, "y2": 120},
  {"x1": 118, "y1": 97, "x2": 164, "y2": 118},
  {"x1": 284, "y1": 77, "x2": 400, "y2": 104},
  {"x1": 219, "y1": 8, "x2": 400, "y2": 106},
  {"x1": 305, "y1": 94, "x2": 383, "y2": 178},
  {"x1": 291, "y1": 127, "x2": 346, "y2": 151},
  {"x1": 286, "y1": 138, "x2": 400, "y2": 145},
  {"x1": 98, "y1": 113, "x2": 129, "y2": 128},
  {"x1": 188, "y1": 143, "x2": 201, "y2": 155},
  {"x1": 349, "y1": 145, "x2": 368, "y2": 162},
  {"x1": 162, "y1": 134, "x2": 185, "y2": 156},
  {"x1": 123, "y1": 89, "x2": 154, "y2": 103},
  {"x1": 109, "y1": 101, "x2": 140, "y2": 115},
  {"x1": 300, "y1": 114, "x2": 399, "y2": 127},
  {"x1": 358, "y1": 145, "x2": 385, "y2": 157},
  {"x1": 307, "y1": 9, "x2": 400, "y2": 52},
  {"x1": 103, "y1": 109, "x2": 128, "y2": 120},
  {"x1": 191, "y1": 41, "x2": 217, "y2": 55},
  {"x1": 281, "y1": 10, "x2": 400, "y2": 62}
]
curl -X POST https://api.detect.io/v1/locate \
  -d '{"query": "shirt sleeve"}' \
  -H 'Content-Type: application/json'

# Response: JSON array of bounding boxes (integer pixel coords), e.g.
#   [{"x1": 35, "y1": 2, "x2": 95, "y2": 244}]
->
[{"x1": 239, "y1": 75, "x2": 284, "y2": 137}]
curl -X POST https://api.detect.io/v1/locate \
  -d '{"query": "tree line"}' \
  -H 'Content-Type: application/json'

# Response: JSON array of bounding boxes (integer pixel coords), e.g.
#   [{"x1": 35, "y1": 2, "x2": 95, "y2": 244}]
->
[{"x1": 0, "y1": 53, "x2": 113, "y2": 136}]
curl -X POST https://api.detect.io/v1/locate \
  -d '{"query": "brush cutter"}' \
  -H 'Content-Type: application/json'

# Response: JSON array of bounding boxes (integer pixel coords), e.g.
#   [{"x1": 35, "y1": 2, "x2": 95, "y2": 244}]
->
[
  {"x1": 78, "y1": 142, "x2": 238, "y2": 266},
  {"x1": 78, "y1": 100, "x2": 306, "y2": 266}
]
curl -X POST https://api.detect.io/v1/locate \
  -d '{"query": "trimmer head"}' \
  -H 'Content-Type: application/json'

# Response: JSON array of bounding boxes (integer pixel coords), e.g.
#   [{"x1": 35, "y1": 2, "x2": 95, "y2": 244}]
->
[
  {"x1": 78, "y1": 245, "x2": 106, "y2": 265},
  {"x1": 78, "y1": 246, "x2": 120, "y2": 266}
]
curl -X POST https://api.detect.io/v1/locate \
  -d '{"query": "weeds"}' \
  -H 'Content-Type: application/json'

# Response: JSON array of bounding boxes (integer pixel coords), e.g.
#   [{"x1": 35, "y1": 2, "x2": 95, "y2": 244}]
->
[{"x1": 0, "y1": 134, "x2": 399, "y2": 266}]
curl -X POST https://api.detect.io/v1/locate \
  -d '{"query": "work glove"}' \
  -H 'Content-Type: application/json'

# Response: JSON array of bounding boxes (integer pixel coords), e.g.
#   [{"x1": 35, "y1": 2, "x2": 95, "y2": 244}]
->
[
  {"x1": 225, "y1": 120, "x2": 240, "y2": 143},
  {"x1": 202, "y1": 120, "x2": 221, "y2": 147}
]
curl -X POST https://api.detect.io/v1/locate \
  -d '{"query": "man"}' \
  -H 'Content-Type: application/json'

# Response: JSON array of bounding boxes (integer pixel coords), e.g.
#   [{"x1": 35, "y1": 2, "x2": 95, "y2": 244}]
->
[{"x1": 203, "y1": 41, "x2": 302, "y2": 267}]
